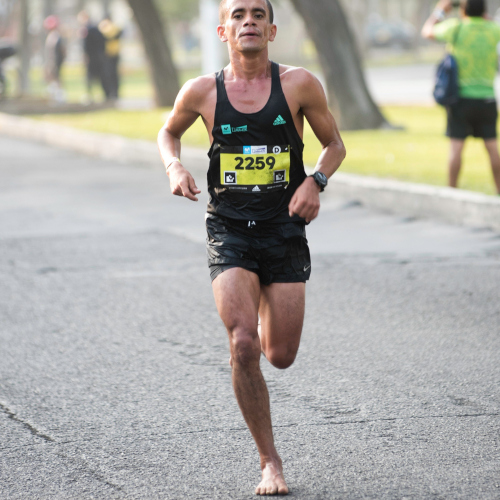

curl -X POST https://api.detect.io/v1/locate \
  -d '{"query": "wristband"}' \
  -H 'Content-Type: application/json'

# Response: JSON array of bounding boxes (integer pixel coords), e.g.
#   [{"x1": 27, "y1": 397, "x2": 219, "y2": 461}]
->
[{"x1": 165, "y1": 157, "x2": 181, "y2": 173}]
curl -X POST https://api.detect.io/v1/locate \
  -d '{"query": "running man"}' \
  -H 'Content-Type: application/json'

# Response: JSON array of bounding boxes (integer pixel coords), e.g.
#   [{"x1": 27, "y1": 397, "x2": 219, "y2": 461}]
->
[{"x1": 158, "y1": 0, "x2": 345, "y2": 495}]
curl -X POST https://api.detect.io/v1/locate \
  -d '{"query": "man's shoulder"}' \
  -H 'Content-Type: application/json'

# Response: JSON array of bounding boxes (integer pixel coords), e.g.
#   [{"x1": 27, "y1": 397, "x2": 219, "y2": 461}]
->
[
  {"x1": 433, "y1": 18, "x2": 460, "y2": 40},
  {"x1": 278, "y1": 64, "x2": 314, "y2": 81},
  {"x1": 176, "y1": 74, "x2": 217, "y2": 113},
  {"x1": 182, "y1": 73, "x2": 216, "y2": 95},
  {"x1": 278, "y1": 64, "x2": 325, "y2": 102},
  {"x1": 278, "y1": 64, "x2": 321, "y2": 93},
  {"x1": 483, "y1": 18, "x2": 500, "y2": 36}
]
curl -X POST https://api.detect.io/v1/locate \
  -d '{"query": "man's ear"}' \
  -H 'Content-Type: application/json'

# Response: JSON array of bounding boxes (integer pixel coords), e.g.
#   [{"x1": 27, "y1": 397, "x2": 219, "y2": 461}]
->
[
  {"x1": 217, "y1": 25, "x2": 228, "y2": 42},
  {"x1": 269, "y1": 24, "x2": 277, "y2": 42}
]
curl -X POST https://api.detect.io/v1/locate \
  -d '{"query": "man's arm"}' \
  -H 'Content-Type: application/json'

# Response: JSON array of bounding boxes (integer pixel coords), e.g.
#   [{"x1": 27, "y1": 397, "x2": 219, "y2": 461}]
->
[
  {"x1": 288, "y1": 69, "x2": 346, "y2": 223},
  {"x1": 422, "y1": 0, "x2": 453, "y2": 39},
  {"x1": 157, "y1": 78, "x2": 209, "y2": 201}
]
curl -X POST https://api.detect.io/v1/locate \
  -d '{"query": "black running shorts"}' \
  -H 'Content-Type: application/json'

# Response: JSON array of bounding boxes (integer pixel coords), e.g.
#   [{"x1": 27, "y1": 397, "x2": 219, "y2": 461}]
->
[
  {"x1": 206, "y1": 213, "x2": 311, "y2": 286},
  {"x1": 446, "y1": 98, "x2": 498, "y2": 140}
]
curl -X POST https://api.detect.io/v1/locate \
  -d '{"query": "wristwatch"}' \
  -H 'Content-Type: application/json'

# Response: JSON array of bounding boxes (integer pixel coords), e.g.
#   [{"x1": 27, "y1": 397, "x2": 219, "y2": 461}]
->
[{"x1": 309, "y1": 171, "x2": 328, "y2": 192}]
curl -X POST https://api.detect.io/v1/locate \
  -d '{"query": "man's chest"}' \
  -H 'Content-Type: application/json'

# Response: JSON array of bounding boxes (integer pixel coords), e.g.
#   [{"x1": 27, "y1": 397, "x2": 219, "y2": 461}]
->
[
  {"x1": 202, "y1": 85, "x2": 300, "y2": 133},
  {"x1": 224, "y1": 80, "x2": 273, "y2": 114}
]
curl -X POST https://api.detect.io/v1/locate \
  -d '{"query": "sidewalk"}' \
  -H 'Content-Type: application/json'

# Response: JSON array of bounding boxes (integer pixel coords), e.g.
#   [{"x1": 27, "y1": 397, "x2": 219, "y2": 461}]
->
[{"x1": 2, "y1": 111, "x2": 500, "y2": 232}]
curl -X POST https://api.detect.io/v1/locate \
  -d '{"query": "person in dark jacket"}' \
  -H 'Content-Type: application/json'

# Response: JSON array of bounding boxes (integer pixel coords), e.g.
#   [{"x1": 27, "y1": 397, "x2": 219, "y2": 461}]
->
[{"x1": 77, "y1": 10, "x2": 110, "y2": 101}]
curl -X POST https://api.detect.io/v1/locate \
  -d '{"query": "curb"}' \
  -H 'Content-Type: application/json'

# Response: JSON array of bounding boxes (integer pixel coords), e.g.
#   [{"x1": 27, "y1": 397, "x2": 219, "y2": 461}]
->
[
  {"x1": 329, "y1": 173, "x2": 500, "y2": 232},
  {"x1": 2, "y1": 112, "x2": 499, "y2": 232},
  {"x1": 0, "y1": 112, "x2": 207, "y2": 167}
]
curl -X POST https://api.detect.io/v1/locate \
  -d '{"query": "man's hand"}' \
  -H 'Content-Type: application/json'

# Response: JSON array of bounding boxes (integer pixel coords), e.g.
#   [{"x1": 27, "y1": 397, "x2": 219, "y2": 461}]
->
[
  {"x1": 167, "y1": 162, "x2": 201, "y2": 202},
  {"x1": 288, "y1": 176, "x2": 321, "y2": 223}
]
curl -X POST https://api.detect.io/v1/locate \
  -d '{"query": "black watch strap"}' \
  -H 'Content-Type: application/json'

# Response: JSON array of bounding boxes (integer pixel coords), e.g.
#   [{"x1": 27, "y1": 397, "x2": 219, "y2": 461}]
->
[{"x1": 310, "y1": 171, "x2": 327, "y2": 192}]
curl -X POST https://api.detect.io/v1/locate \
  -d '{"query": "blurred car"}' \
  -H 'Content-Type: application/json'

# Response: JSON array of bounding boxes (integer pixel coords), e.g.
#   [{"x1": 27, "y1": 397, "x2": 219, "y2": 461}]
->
[{"x1": 366, "y1": 19, "x2": 416, "y2": 49}]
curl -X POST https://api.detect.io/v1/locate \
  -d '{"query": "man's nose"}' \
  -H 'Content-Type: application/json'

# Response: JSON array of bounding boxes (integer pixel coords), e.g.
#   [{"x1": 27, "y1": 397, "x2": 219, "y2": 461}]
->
[{"x1": 243, "y1": 15, "x2": 256, "y2": 26}]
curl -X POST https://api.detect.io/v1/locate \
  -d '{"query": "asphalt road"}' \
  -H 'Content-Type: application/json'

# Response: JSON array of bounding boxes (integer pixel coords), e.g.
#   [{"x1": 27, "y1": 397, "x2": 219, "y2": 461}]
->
[{"x1": 1, "y1": 136, "x2": 500, "y2": 499}]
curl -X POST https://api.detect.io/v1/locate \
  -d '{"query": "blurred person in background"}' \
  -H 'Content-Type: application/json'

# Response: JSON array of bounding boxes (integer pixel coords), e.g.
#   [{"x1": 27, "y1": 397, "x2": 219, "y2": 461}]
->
[
  {"x1": 422, "y1": 0, "x2": 500, "y2": 194},
  {"x1": 43, "y1": 15, "x2": 66, "y2": 103},
  {"x1": 78, "y1": 10, "x2": 109, "y2": 102},
  {"x1": 0, "y1": 42, "x2": 16, "y2": 99},
  {"x1": 99, "y1": 14, "x2": 122, "y2": 100}
]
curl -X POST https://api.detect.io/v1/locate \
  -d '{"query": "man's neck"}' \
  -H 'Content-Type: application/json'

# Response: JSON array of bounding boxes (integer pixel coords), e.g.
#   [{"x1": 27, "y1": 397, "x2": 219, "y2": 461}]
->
[{"x1": 226, "y1": 50, "x2": 271, "y2": 82}]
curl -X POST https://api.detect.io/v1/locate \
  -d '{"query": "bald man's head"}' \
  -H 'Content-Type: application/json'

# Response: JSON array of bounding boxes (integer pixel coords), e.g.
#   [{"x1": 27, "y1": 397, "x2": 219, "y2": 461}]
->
[{"x1": 219, "y1": 0, "x2": 274, "y2": 25}]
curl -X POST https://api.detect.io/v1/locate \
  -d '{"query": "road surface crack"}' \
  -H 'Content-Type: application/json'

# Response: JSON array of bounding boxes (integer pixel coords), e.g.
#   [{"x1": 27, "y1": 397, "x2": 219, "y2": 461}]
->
[
  {"x1": 0, "y1": 401, "x2": 54, "y2": 442},
  {"x1": 158, "y1": 412, "x2": 500, "y2": 437},
  {"x1": 0, "y1": 401, "x2": 126, "y2": 494}
]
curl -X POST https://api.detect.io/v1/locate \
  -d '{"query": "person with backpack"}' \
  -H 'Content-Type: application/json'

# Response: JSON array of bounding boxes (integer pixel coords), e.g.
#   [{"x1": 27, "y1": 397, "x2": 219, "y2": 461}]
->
[
  {"x1": 422, "y1": 0, "x2": 500, "y2": 194},
  {"x1": 77, "y1": 10, "x2": 110, "y2": 102}
]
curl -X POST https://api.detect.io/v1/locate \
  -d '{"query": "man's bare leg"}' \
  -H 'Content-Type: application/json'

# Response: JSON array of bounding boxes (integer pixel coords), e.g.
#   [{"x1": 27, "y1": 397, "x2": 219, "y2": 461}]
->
[
  {"x1": 484, "y1": 138, "x2": 500, "y2": 194},
  {"x1": 449, "y1": 138, "x2": 465, "y2": 188},
  {"x1": 212, "y1": 268, "x2": 289, "y2": 495},
  {"x1": 259, "y1": 282, "x2": 305, "y2": 370},
  {"x1": 254, "y1": 281, "x2": 305, "y2": 495}
]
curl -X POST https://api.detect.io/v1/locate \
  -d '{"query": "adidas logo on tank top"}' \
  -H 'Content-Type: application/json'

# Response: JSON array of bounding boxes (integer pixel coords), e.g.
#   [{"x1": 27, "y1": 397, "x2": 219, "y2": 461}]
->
[{"x1": 273, "y1": 115, "x2": 286, "y2": 126}]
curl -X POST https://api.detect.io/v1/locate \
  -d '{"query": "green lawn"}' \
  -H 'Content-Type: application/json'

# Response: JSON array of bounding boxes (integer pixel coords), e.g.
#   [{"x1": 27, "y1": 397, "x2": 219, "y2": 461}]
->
[
  {"x1": 7, "y1": 63, "x2": 206, "y2": 103},
  {"x1": 36, "y1": 105, "x2": 500, "y2": 195},
  {"x1": 9, "y1": 65, "x2": 153, "y2": 102}
]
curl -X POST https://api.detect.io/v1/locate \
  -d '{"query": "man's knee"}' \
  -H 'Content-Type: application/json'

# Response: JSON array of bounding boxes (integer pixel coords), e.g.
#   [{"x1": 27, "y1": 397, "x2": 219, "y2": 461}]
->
[
  {"x1": 230, "y1": 327, "x2": 260, "y2": 367},
  {"x1": 266, "y1": 347, "x2": 297, "y2": 370}
]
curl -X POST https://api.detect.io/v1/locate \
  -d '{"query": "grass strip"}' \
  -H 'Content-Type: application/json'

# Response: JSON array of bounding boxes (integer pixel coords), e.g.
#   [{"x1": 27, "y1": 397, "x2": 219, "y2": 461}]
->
[{"x1": 35, "y1": 105, "x2": 499, "y2": 195}]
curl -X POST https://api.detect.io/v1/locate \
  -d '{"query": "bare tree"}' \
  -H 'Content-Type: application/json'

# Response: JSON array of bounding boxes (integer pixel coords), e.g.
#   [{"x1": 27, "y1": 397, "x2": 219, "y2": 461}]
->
[
  {"x1": 44, "y1": 0, "x2": 56, "y2": 18},
  {"x1": 0, "y1": 0, "x2": 18, "y2": 36},
  {"x1": 17, "y1": 0, "x2": 30, "y2": 95},
  {"x1": 289, "y1": 0, "x2": 388, "y2": 130},
  {"x1": 126, "y1": 0, "x2": 179, "y2": 106}
]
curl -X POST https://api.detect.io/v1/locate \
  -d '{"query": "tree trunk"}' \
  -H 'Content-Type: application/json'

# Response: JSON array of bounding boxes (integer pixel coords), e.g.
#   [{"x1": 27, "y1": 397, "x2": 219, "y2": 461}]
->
[
  {"x1": 126, "y1": 0, "x2": 179, "y2": 107},
  {"x1": 44, "y1": 0, "x2": 56, "y2": 18},
  {"x1": 18, "y1": 0, "x2": 30, "y2": 96},
  {"x1": 102, "y1": 0, "x2": 111, "y2": 16},
  {"x1": 289, "y1": 0, "x2": 388, "y2": 130},
  {"x1": 0, "y1": 0, "x2": 17, "y2": 37}
]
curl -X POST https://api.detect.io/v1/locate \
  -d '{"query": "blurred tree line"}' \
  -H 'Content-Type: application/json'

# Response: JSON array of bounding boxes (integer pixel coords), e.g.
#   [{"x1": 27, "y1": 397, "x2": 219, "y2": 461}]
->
[
  {"x1": 135, "y1": 0, "x2": 386, "y2": 129},
  {"x1": 7, "y1": 0, "x2": 500, "y2": 129}
]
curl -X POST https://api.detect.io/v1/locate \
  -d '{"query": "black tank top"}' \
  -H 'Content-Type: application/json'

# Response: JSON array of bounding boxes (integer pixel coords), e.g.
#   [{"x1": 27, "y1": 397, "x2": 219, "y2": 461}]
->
[{"x1": 207, "y1": 61, "x2": 306, "y2": 222}]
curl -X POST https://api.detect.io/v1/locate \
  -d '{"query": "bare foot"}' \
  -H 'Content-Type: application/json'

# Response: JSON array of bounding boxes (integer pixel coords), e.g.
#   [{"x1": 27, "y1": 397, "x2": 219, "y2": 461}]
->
[{"x1": 255, "y1": 460, "x2": 289, "y2": 496}]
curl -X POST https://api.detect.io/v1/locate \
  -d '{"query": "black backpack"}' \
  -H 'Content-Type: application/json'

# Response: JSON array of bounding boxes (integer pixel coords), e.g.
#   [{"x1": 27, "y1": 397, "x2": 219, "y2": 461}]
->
[{"x1": 433, "y1": 24, "x2": 462, "y2": 106}]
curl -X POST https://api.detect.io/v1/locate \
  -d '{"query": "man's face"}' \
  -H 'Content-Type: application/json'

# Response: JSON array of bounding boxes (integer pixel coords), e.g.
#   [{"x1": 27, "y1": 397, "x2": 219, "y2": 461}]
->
[{"x1": 217, "y1": 0, "x2": 276, "y2": 53}]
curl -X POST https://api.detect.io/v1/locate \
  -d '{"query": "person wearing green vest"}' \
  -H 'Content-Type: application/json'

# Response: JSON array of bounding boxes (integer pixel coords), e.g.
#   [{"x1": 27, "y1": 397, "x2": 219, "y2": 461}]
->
[{"x1": 422, "y1": 0, "x2": 500, "y2": 194}]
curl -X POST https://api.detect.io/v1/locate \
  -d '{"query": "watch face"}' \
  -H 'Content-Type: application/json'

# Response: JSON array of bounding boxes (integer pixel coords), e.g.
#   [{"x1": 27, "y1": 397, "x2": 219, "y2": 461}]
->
[{"x1": 315, "y1": 172, "x2": 327, "y2": 186}]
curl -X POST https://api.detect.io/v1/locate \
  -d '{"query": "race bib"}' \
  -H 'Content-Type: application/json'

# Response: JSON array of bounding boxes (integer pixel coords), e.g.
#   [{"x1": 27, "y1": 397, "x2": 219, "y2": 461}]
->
[{"x1": 220, "y1": 145, "x2": 290, "y2": 193}]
